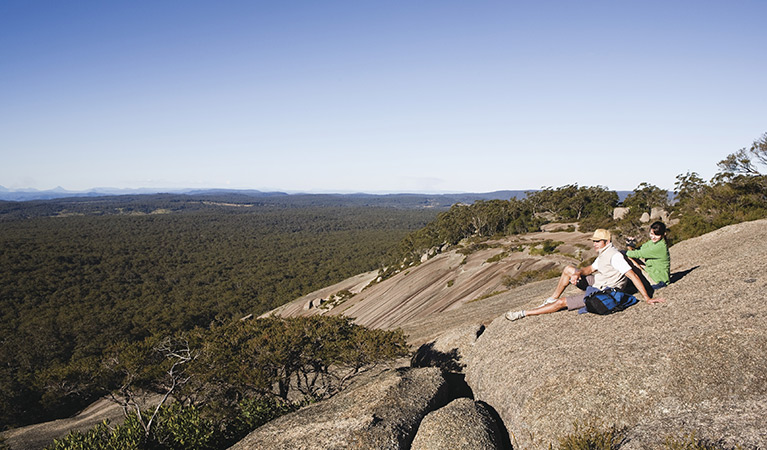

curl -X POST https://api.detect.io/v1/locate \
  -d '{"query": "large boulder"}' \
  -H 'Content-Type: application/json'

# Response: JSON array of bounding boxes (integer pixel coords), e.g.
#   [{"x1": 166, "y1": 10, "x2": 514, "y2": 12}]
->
[
  {"x1": 229, "y1": 366, "x2": 449, "y2": 450},
  {"x1": 410, "y1": 398, "x2": 508, "y2": 450},
  {"x1": 612, "y1": 207, "x2": 630, "y2": 221},
  {"x1": 465, "y1": 219, "x2": 767, "y2": 450}
]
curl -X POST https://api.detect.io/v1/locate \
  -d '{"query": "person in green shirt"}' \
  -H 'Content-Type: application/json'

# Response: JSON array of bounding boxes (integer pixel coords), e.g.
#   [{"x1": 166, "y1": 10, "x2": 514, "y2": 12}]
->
[{"x1": 626, "y1": 221, "x2": 671, "y2": 289}]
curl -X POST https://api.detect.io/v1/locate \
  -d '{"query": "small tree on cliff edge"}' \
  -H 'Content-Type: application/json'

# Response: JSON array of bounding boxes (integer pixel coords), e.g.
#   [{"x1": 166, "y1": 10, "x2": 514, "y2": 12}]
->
[
  {"x1": 671, "y1": 132, "x2": 767, "y2": 240},
  {"x1": 716, "y1": 132, "x2": 767, "y2": 180}
]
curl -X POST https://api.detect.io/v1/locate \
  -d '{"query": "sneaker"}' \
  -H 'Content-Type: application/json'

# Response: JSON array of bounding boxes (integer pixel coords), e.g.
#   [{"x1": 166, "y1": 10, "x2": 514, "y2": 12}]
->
[
  {"x1": 504, "y1": 310, "x2": 526, "y2": 321},
  {"x1": 537, "y1": 297, "x2": 557, "y2": 308}
]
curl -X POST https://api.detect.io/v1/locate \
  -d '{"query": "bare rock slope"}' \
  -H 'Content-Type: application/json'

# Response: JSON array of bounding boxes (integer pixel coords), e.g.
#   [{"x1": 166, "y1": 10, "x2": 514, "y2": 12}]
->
[
  {"x1": 266, "y1": 218, "x2": 767, "y2": 449},
  {"x1": 268, "y1": 225, "x2": 596, "y2": 332}
]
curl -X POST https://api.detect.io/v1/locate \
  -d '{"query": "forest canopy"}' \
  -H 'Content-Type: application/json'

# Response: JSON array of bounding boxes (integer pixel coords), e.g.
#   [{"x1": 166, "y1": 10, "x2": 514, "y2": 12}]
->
[{"x1": 0, "y1": 199, "x2": 437, "y2": 430}]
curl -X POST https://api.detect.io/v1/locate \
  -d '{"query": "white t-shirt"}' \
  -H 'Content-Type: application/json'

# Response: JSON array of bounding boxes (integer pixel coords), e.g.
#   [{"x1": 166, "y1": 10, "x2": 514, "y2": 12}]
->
[{"x1": 591, "y1": 250, "x2": 632, "y2": 275}]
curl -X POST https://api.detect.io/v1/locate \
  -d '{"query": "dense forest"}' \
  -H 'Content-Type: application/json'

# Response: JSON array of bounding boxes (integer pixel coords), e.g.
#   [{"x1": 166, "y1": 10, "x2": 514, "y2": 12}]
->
[
  {"x1": 0, "y1": 198, "x2": 439, "y2": 431},
  {"x1": 0, "y1": 190, "x2": 532, "y2": 217},
  {"x1": 2, "y1": 133, "x2": 766, "y2": 449}
]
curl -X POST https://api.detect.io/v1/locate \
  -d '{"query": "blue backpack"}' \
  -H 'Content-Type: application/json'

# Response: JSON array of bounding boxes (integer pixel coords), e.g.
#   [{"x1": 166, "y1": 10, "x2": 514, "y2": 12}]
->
[{"x1": 584, "y1": 288, "x2": 639, "y2": 315}]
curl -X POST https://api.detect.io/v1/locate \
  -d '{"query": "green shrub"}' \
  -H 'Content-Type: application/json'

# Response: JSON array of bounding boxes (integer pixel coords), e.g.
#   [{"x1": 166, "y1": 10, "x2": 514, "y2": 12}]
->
[
  {"x1": 578, "y1": 216, "x2": 616, "y2": 233},
  {"x1": 458, "y1": 242, "x2": 492, "y2": 256},
  {"x1": 502, "y1": 268, "x2": 561, "y2": 289},
  {"x1": 152, "y1": 404, "x2": 217, "y2": 450},
  {"x1": 554, "y1": 419, "x2": 626, "y2": 450},
  {"x1": 191, "y1": 316, "x2": 408, "y2": 403},
  {"x1": 468, "y1": 291, "x2": 505, "y2": 303},
  {"x1": 486, "y1": 251, "x2": 508, "y2": 263},
  {"x1": 46, "y1": 395, "x2": 300, "y2": 450},
  {"x1": 672, "y1": 172, "x2": 767, "y2": 241},
  {"x1": 47, "y1": 417, "x2": 145, "y2": 450},
  {"x1": 234, "y1": 396, "x2": 297, "y2": 433},
  {"x1": 530, "y1": 240, "x2": 563, "y2": 256}
]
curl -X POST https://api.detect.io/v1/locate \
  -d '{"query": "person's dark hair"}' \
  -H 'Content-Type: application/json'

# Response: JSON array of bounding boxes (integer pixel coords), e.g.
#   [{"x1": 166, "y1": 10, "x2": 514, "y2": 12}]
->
[{"x1": 650, "y1": 221, "x2": 667, "y2": 239}]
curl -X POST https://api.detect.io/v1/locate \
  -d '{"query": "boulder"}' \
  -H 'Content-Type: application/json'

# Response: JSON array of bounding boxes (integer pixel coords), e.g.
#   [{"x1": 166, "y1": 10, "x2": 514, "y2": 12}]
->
[
  {"x1": 612, "y1": 207, "x2": 630, "y2": 220},
  {"x1": 229, "y1": 366, "x2": 449, "y2": 450},
  {"x1": 465, "y1": 219, "x2": 767, "y2": 450},
  {"x1": 539, "y1": 223, "x2": 576, "y2": 232},
  {"x1": 650, "y1": 207, "x2": 669, "y2": 222},
  {"x1": 410, "y1": 398, "x2": 508, "y2": 450}
]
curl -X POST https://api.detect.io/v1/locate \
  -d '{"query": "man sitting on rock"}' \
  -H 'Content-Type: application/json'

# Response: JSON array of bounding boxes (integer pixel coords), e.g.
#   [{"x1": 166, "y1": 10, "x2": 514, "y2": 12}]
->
[{"x1": 505, "y1": 229, "x2": 665, "y2": 321}]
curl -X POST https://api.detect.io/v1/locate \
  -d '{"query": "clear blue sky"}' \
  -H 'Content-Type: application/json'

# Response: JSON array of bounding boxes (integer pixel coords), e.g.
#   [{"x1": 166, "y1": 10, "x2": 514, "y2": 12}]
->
[{"x1": 2, "y1": 1, "x2": 765, "y2": 193}]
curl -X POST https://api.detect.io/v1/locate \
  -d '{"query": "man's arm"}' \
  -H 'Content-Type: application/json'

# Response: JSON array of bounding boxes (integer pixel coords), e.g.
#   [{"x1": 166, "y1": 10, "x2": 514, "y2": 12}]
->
[
  {"x1": 569, "y1": 265, "x2": 595, "y2": 285},
  {"x1": 625, "y1": 270, "x2": 665, "y2": 304}
]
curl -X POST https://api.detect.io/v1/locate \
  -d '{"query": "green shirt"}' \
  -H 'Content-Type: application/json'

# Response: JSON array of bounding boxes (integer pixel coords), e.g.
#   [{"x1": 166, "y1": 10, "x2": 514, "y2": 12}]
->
[{"x1": 626, "y1": 239, "x2": 670, "y2": 284}]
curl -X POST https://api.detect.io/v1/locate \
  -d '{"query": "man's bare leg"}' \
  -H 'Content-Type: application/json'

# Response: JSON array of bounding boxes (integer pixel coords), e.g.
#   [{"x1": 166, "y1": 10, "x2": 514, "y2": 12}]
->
[
  {"x1": 505, "y1": 297, "x2": 568, "y2": 321},
  {"x1": 551, "y1": 266, "x2": 578, "y2": 299},
  {"x1": 525, "y1": 297, "x2": 568, "y2": 316},
  {"x1": 505, "y1": 267, "x2": 579, "y2": 321}
]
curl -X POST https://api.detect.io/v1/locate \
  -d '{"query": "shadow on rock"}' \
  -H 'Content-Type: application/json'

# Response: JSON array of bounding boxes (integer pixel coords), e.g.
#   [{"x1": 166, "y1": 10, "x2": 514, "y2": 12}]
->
[
  {"x1": 670, "y1": 266, "x2": 698, "y2": 283},
  {"x1": 411, "y1": 341, "x2": 475, "y2": 401},
  {"x1": 477, "y1": 400, "x2": 515, "y2": 450},
  {"x1": 411, "y1": 342, "x2": 465, "y2": 373}
]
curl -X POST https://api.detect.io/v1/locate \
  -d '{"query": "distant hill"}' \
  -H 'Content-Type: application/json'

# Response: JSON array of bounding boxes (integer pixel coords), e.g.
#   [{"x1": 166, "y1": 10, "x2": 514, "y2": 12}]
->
[
  {"x1": 0, "y1": 186, "x2": 640, "y2": 204},
  {"x1": 0, "y1": 186, "x2": 532, "y2": 203},
  {"x1": 0, "y1": 190, "x2": 538, "y2": 220},
  {"x1": 0, "y1": 186, "x2": 194, "y2": 201}
]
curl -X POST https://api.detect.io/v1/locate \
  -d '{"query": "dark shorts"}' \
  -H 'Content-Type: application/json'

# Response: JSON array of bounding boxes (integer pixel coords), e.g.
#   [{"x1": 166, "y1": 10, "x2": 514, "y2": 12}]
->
[
  {"x1": 566, "y1": 275, "x2": 595, "y2": 310},
  {"x1": 574, "y1": 274, "x2": 595, "y2": 291}
]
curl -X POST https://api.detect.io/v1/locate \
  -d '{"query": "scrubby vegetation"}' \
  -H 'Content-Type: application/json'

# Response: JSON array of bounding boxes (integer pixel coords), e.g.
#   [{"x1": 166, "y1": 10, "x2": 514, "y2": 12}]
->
[
  {"x1": 659, "y1": 132, "x2": 767, "y2": 241},
  {"x1": 392, "y1": 186, "x2": 618, "y2": 271},
  {"x1": 671, "y1": 170, "x2": 767, "y2": 241},
  {"x1": 529, "y1": 240, "x2": 564, "y2": 256},
  {"x1": 555, "y1": 419, "x2": 626, "y2": 450},
  {"x1": 486, "y1": 251, "x2": 509, "y2": 263},
  {"x1": 390, "y1": 132, "x2": 767, "y2": 271},
  {"x1": 43, "y1": 315, "x2": 407, "y2": 450},
  {"x1": 502, "y1": 268, "x2": 563, "y2": 289},
  {"x1": 554, "y1": 422, "x2": 744, "y2": 450}
]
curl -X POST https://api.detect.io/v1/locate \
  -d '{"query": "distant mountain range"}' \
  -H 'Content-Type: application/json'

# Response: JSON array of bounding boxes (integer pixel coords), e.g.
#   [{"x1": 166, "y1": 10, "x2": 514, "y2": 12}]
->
[
  {"x1": 0, "y1": 186, "x2": 536, "y2": 203},
  {"x1": 0, "y1": 186, "x2": 232, "y2": 201},
  {"x1": 0, "y1": 186, "x2": 638, "y2": 203}
]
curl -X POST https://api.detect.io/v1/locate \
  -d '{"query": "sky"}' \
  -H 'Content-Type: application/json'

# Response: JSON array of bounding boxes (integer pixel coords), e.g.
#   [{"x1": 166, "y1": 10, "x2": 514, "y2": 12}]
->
[{"x1": 1, "y1": 1, "x2": 766, "y2": 194}]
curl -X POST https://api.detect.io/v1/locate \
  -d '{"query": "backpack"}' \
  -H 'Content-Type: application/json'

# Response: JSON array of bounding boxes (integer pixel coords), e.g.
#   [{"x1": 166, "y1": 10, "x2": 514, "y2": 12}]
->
[{"x1": 584, "y1": 288, "x2": 639, "y2": 315}]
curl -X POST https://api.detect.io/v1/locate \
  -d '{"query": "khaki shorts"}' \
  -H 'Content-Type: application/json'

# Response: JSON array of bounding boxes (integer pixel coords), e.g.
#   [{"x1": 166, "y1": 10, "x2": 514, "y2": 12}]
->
[{"x1": 565, "y1": 293, "x2": 588, "y2": 310}]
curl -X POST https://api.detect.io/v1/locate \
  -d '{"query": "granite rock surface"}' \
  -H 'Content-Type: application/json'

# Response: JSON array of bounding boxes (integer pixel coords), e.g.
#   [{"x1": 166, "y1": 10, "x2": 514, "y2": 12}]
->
[{"x1": 465, "y1": 219, "x2": 767, "y2": 449}]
